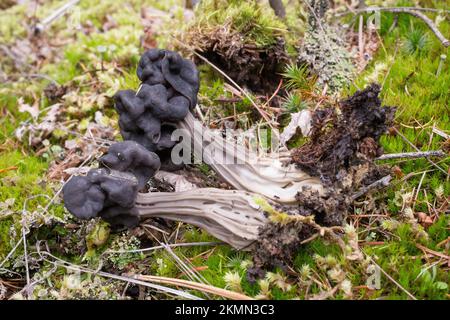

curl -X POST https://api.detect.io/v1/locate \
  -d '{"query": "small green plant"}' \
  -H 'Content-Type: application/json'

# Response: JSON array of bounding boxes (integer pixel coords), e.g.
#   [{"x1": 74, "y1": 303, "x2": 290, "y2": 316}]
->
[
  {"x1": 281, "y1": 64, "x2": 311, "y2": 90},
  {"x1": 192, "y1": 0, "x2": 286, "y2": 48},
  {"x1": 403, "y1": 28, "x2": 429, "y2": 56},
  {"x1": 281, "y1": 92, "x2": 308, "y2": 113}
]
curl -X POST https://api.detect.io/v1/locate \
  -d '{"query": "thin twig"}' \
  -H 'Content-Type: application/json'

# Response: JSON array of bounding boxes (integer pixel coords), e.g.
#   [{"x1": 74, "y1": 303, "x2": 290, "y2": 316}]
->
[
  {"x1": 337, "y1": 7, "x2": 449, "y2": 47},
  {"x1": 161, "y1": 242, "x2": 210, "y2": 289},
  {"x1": 415, "y1": 243, "x2": 450, "y2": 261},
  {"x1": 335, "y1": 6, "x2": 450, "y2": 17},
  {"x1": 35, "y1": 249, "x2": 202, "y2": 300},
  {"x1": 34, "y1": 0, "x2": 80, "y2": 34},
  {"x1": 21, "y1": 195, "x2": 51, "y2": 298},
  {"x1": 104, "y1": 241, "x2": 222, "y2": 254},
  {"x1": 131, "y1": 274, "x2": 254, "y2": 300},
  {"x1": 352, "y1": 175, "x2": 392, "y2": 200},
  {"x1": 432, "y1": 127, "x2": 450, "y2": 140},
  {"x1": 0, "y1": 239, "x2": 23, "y2": 269},
  {"x1": 393, "y1": 128, "x2": 448, "y2": 176},
  {"x1": 376, "y1": 150, "x2": 447, "y2": 160}
]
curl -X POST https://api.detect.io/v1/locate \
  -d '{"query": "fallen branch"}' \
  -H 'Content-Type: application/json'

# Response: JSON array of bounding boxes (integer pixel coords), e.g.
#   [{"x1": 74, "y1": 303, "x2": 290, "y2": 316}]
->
[
  {"x1": 351, "y1": 175, "x2": 392, "y2": 200},
  {"x1": 336, "y1": 7, "x2": 449, "y2": 47},
  {"x1": 376, "y1": 150, "x2": 447, "y2": 160}
]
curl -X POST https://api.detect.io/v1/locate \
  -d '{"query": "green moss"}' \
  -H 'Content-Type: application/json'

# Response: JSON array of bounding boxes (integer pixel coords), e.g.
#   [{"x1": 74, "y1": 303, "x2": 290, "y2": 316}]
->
[
  {"x1": 0, "y1": 4, "x2": 28, "y2": 43},
  {"x1": 191, "y1": 0, "x2": 287, "y2": 48},
  {"x1": 0, "y1": 151, "x2": 53, "y2": 259}
]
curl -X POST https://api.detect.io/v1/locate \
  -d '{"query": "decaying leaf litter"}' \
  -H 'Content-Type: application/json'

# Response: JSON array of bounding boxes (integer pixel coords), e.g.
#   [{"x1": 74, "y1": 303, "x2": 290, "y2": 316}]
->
[{"x1": 2, "y1": 3, "x2": 448, "y2": 298}]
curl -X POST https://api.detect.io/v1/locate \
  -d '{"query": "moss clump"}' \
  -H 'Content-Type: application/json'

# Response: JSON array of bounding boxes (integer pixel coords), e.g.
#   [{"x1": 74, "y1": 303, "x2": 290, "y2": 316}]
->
[
  {"x1": 187, "y1": 0, "x2": 286, "y2": 48},
  {"x1": 179, "y1": 0, "x2": 291, "y2": 93}
]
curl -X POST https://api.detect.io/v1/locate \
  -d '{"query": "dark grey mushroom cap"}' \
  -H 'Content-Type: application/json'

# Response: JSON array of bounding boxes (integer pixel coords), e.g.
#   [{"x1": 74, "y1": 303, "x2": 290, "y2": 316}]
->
[
  {"x1": 62, "y1": 175, "x2": 105, "y2": 220},
  {"x1": 137, "y1": 49, "x2": 199, "y2": 108},
  {"x1": 136, "y1": 48, "x2": 166, "y2": 85},
  {"x1": 138, "y1": 84, "x2": 190, "y2": 121},
  {"x1": 100, "y1": 141, "x2": 161, "y2": 190},
  {"x1": 63, "y1": 168, "x2": 140, "y2": 227},
  {"x1": 160, "y1": 50, "x2": 199, "y2": 108},
  {"x1": 114, "y1": 86, "x2": 182, "y2": 153},
  {"x1": 113, "y1": 49, "x2": 198, "y2": 171}
]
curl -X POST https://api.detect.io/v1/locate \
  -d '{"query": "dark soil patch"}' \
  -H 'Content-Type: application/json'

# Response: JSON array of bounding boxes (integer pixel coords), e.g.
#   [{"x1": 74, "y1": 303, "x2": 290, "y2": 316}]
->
[
  {"x1": 184, "y1": 28, "x2": 289, "y2": 96},
  {"x1": 291, "y1": 83, "x2": 396, "y2": 188}
]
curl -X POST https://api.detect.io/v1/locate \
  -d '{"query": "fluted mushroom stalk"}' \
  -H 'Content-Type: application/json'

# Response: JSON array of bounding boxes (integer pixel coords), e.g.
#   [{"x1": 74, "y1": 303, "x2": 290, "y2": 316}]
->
[
  {"x1": 135, "y1": 189, "x2": 267, "y2": 249},
  {"x1": 176, "y1": 112, "x2": 324, "y2": 203}
]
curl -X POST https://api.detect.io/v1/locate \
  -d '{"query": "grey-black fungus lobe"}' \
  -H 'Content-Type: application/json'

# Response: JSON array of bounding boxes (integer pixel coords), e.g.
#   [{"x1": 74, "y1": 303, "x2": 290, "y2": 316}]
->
[
  {"x1": 100, "y1": 141, "x2": 161, "y2": 190},
  {"x1": 137, "y1": 49, "x2": 199, "y2": 107},
  {"x1": 63, "y1": 168, "x2": 140, "y2": 227},
  {"x1": 114, "y1": 49, "x2": 199, "y2": 155}
]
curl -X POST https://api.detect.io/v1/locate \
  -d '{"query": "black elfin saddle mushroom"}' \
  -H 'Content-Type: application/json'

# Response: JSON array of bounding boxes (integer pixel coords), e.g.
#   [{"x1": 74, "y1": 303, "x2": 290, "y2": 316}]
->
[
  {"x1": 63, "y1": 142, "x2": 161, "y2": 228},
  {"x1": 99, "y1": 141, "x2": 161, "y2": 190},
  {"x1": 114, "y1": 50, "x2": 199, "y2": 154},
  {"x1": 62, "y1": 167, "x2": 140, "y2": 227},
  {"x1": 137, "y1": 48, "x2": 199, "y2": 108},
  {"x1": 62, "y1": 138, "x2": 269, "y2": 250}
]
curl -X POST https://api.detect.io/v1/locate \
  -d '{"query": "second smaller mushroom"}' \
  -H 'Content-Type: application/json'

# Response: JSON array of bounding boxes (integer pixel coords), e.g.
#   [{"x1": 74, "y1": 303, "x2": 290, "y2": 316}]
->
[{"x1": 63, "y1": 141, "x2": 269, "y2": 249}]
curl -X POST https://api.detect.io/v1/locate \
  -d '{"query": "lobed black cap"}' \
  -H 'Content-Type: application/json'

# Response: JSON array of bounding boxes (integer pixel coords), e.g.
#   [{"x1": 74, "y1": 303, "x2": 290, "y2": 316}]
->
[{"x1": 99, "y1": 141, "x2": 161, "y2": 190}]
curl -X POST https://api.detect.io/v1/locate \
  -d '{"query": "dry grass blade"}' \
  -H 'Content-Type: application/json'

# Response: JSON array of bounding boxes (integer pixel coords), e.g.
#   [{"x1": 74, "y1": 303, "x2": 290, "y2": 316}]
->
[
  {"x1": 130, "y1": 274, "x2": 254, "y2": 300},
  {"x1": 160, "y1": 242, "x2": 211, "y2": 289},
  {"x1": 0, "y1": 239, "x2": 23, "y2": 269},
  {"x1": 35, "y1": 250, "x2": 202, "y2": 300}
]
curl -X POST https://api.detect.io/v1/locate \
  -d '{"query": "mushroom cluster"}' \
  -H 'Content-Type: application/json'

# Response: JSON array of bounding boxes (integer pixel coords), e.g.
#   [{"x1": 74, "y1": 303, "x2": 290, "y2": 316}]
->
[
  {"x1": 62, "y1": 48, "x2": 395, "y2": 274},
  {"x1": 63, "y1": 48, "x2": 322, "y2": 243},
  {"x1": 114, "y1": 49, "x2": 199, "y2": 154}
]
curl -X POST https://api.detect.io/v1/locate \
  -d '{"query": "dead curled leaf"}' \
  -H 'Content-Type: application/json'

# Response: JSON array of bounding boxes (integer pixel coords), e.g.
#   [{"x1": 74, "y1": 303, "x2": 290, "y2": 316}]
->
[
  {"x1": 280, "y1": 109, "x2": 312, "y2": 144},
  {"x1": 18, "y1": 97, "x2": 39, "y2": 120},
  {"x1": 154, "y1": 171, "x2": 197, "y2": 192},
  {"x1": 16, "y1": 103, "x2": 62, "y2": 146},
  {"x1": 0, "y1": 198, "x2": 15, "y2": 219}
]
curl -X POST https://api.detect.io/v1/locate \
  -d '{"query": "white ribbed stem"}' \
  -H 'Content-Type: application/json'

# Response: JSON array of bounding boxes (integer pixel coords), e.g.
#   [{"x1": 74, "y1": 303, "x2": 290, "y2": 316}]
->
[
  {"x1": 135, "y1": 188, "x2": 267, "y2": 250},
  {"x1": 178, "y1": 112, "x2": 324, "y2": 203}
]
